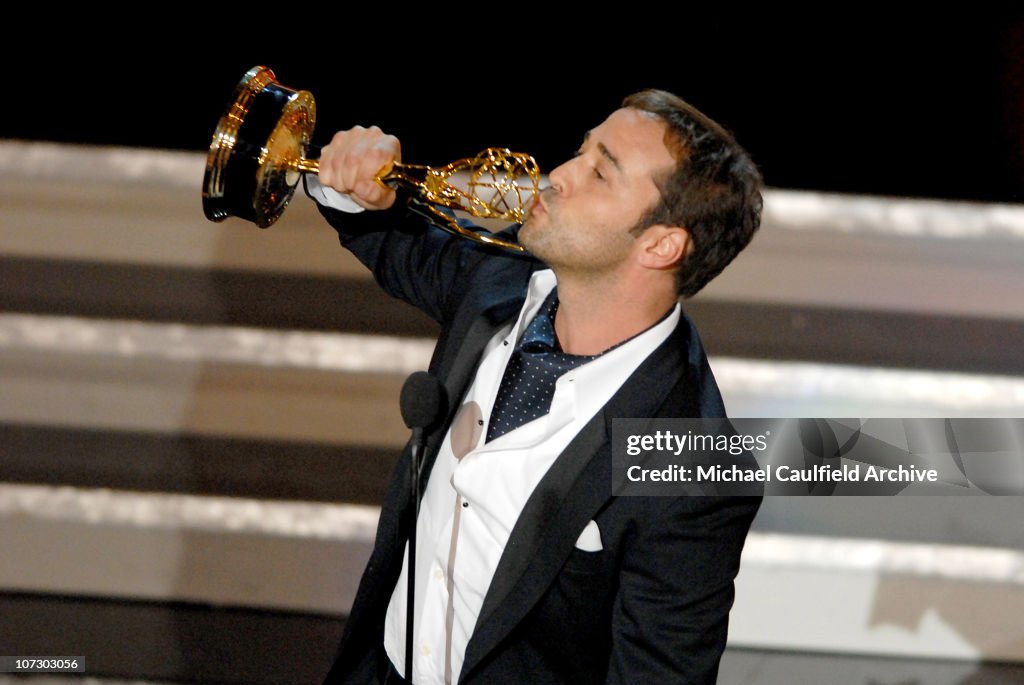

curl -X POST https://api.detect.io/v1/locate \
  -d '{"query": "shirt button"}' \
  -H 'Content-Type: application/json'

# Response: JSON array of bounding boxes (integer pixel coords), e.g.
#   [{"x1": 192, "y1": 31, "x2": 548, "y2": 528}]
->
[
  {"x1": 462, "y1": 501, "x2": 469, "y2": 508},
  {"x1": 434, "y1": 567, "x2": 444, "y2": 580},
  {"x1": 421, "y1": 644, "x2": 431, "y2": 656}
]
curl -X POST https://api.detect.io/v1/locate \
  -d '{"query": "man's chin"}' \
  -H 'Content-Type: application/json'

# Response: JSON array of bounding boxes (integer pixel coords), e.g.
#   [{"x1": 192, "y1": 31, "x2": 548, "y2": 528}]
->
[
  {"x1": 517, "y1": 235, "x2": 552, "y2": 266},
  {"x1": 517, "y1": 219, "x2": 536, "y2": 247}
]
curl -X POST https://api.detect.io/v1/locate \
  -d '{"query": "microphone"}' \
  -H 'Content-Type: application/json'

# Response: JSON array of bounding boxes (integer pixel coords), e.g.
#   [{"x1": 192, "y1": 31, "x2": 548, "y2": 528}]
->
[
  {"x1": 400, "y1": 371, "x2": 447, "y2": 434},
  {"x1": 399, "y1": 371, "x2": 447, "y2": 682}
]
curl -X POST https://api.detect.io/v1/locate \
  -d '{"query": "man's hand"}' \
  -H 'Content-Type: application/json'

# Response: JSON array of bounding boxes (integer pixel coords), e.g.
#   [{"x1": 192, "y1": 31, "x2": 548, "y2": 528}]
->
[{"x1": 317, "y1": 126, "x2": 401, "y2": 210}]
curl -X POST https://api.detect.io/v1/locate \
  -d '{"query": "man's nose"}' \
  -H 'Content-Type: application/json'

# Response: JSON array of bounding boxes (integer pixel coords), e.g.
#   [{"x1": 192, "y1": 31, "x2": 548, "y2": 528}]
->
[{"x1": 547, "y1": 161, "x2": 570, "y2": 195}]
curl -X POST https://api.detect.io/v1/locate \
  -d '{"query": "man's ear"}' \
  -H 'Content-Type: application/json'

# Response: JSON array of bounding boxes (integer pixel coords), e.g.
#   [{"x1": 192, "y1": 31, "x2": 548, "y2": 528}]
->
[{"x1": 637, "y1": 224, "x2": 691, "y2": 271}]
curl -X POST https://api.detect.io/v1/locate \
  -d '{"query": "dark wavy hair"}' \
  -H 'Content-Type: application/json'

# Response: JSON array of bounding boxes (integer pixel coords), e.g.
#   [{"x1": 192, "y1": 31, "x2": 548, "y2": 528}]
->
[{"x1": 624, "y1": 90, "x2": 764, "y2": 298}]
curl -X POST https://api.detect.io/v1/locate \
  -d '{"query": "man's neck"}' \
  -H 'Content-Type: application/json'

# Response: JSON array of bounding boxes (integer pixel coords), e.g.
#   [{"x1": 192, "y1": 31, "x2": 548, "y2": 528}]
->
[{"x1": 551, "y1": 275, "x2": 678, "y2": 356}]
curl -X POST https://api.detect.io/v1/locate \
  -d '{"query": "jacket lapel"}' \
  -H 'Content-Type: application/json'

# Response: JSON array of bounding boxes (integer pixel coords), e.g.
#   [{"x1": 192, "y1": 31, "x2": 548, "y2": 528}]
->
[
  {"x1": 417, "y1": 287, "x2": 530, "y2": 498},
  {"x1": 335, "y1": 260, "x2": 538, "y2": 678}
]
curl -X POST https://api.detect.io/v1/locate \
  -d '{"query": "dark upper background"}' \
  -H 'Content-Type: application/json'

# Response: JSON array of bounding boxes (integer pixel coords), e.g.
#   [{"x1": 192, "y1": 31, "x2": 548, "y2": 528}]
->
[{"x1": 4, "y1": 11, "x2": 1022, "y2": 204}]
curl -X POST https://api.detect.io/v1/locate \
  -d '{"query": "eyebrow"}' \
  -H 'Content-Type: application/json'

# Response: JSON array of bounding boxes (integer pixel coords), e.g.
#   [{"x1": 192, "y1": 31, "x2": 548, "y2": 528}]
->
[{"x1": 582, "y1": 130, "x2": 622, "y2": 172}]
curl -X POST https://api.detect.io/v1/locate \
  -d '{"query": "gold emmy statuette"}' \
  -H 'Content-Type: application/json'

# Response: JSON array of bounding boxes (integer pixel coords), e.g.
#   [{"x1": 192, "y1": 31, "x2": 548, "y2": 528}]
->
[{"x1": 202, "y1": 66, "x2": 540, "y2": 252}]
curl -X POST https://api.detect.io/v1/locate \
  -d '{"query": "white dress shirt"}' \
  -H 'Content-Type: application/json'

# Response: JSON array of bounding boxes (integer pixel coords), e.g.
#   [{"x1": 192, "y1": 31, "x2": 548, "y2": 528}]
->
[
  {"x1": 305, "y1": 176, "x2": 367, "y2": 214},
  {"x1": 383, "y1": 269, "x2": 680, "y2": 684}
]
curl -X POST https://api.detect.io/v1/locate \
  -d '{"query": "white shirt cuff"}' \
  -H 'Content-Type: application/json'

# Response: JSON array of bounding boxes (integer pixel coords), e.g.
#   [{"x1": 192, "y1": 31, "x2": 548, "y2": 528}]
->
[{"x1": 305, "y1": 176, "x2": 366, "y2": 214}]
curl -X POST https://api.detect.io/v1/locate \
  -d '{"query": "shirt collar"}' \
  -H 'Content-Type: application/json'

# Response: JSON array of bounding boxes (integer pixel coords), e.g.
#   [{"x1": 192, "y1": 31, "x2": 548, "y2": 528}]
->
[{"x1": 516, "y1": 275, "x2": 677, "y2": 359}]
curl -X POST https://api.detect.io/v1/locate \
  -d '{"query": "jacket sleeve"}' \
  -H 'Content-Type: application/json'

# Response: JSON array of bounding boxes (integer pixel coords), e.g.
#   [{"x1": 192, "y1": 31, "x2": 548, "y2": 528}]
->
[
  {"x1": 605, "y1": 495, "x2": 761, "y2": 684},
  {"x1": 305, "y1": 179, "x2": 527, "y2": 327}
]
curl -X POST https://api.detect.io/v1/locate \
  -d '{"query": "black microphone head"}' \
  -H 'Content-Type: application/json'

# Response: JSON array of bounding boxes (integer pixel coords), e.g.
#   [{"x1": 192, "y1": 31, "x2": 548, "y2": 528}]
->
[{"x1": 400, "y1": 371, "x2": 448, "y2": 430}]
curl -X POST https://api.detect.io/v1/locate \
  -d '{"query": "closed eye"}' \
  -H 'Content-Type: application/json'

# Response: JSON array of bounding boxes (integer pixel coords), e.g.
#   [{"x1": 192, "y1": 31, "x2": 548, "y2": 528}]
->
[{"x1": 574, "y1": 150, "x2": 605, "y2": 180}]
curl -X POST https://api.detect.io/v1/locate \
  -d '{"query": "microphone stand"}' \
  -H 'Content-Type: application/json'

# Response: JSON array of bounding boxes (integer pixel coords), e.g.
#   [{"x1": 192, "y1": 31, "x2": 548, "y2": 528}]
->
[
  {"x1": 399, "y1": 372, "x2": 446, "y2": 683},
  {"x1": 406, "y1": 425, "x2": 424, "y2": 683}
]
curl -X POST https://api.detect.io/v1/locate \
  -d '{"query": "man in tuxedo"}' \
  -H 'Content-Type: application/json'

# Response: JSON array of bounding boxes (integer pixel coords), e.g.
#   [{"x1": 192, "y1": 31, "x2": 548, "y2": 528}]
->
[{"x1": 307, "y1": 89, "x2": 764, "y2": 684}]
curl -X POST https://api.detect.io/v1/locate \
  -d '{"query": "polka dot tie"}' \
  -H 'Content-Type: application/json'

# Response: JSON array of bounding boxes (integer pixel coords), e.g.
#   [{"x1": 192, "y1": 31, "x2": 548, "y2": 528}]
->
[{"x1": 486, "y1": 289, "x2": 598, "y2": 443}]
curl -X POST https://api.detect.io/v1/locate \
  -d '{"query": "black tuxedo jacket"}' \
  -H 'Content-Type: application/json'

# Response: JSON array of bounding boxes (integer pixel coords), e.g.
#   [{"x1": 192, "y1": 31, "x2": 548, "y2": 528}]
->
[{"x1": 314, "y1": 197, "x2": 762, "y2": 684}]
